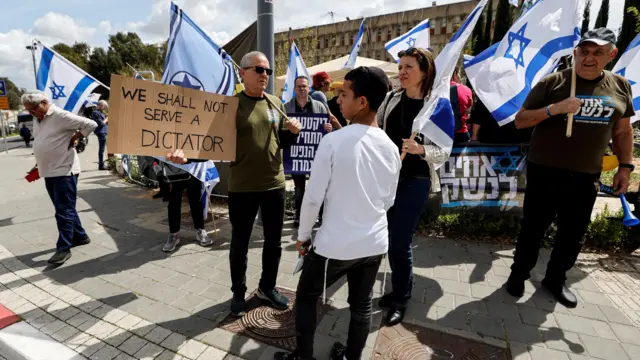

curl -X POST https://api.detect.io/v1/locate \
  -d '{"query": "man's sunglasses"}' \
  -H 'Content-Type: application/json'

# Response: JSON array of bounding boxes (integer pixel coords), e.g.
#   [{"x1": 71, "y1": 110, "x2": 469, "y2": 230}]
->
[{"x1": 244, "y1": 66, "x2": 273, "y2": 76}]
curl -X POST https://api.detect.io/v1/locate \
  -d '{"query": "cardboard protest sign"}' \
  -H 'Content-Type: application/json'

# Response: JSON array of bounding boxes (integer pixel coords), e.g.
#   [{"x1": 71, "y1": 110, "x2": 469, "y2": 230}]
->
[
  {"x1": 283, "y1": 113, "x2": 329, "y2": 174},
  {"x1": 107, "y1": 74, "x2": 238, "y2": 161}
]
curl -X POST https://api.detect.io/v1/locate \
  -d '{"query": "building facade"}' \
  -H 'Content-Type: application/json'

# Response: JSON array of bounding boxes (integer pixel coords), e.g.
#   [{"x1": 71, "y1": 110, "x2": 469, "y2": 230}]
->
[{"x1": 275, "y1": 0, "x2": 483, "y2": 64}]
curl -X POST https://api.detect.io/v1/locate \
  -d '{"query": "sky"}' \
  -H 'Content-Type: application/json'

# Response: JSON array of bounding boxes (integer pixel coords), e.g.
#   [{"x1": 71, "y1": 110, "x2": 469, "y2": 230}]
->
[{"x1": 0, "y1": 0, "x2": 629, "y2": 90}]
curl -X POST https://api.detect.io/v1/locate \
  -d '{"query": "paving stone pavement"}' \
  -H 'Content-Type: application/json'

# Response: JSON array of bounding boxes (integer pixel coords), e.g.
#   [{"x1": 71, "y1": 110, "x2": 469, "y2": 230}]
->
[{"x1": 1, "y1": 138, "x2": 640, "y2": 360}]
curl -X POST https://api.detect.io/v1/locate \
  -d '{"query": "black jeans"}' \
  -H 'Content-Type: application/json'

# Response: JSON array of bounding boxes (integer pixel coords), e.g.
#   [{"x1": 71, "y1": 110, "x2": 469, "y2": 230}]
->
[
  {"x1": 168, "y1": 176, "x2": 205, "y2": 233},
  {"x1": 292, "y1": 174, "x2": 322, "y2": 221},
  {"x1": 228, "y1": 188, "x2": 286, "y2": 294},
  {"x1": 295, "y1": 251, "x2": 382, "y2": 360},
  {"x1": 511, "y1": 162, "x2": 599, "y2": 285},
  {"x1": 97, "y1": 133, "x2": 107, "y2": 168}
]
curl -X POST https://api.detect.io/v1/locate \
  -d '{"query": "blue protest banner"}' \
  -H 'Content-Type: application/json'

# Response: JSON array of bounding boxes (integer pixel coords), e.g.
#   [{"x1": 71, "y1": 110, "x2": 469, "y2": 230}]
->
[
  {"x1": 283, "y1": 113, "x2": 329, "y2": 175},
  {"x1": 0, "y1": 79, "x2": 6, "y2": 96}
]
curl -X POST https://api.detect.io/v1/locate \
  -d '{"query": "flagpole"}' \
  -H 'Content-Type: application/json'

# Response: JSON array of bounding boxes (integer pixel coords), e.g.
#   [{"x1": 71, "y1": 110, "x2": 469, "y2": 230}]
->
[{"x1": 566, "y1": 56, "x2": 576, "y2": 137}]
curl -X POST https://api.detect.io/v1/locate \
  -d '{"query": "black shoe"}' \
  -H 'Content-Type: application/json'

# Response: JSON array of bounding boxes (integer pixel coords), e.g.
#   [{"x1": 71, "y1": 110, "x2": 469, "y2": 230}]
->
[
  {"x1": 378, "y1": 293, "x2": 393, "y2": 308},
  {"x1": 386, "y1": 305, "x2": 406, "y2": 326},
  {"x1": 257, "y1": 288, "x2": 289, "y2": 310},
  {"x1": 48, "y1": 250, "x2": 71, "y2": 264},
  {"x1": 293, "y1": 220, "x2": 300, "y2": 227},
  {"x1": 542, "y1": 278, "x2": 578, "y2": 308},
  {"x1": 230, "y1": 294, "x2": 247, "y2": 317},
  {"x1": 273, "y1": 352, "x2": 313, "y2": 360},
  {"x1": 152, "y1": 191, "x2": 165, "y2": 199},
  {"x1": 505, "y1": 274, "x2": 525, "y2": 298},
  {"x1": 330, "y1": 342, "x2": 347, "y2": 360},
  {"x1": 98, "y1": 166, "x2": 107, "y2": 171},
  {"x1": 72, "y1": 236, "x2": 91, "y2": 247}
]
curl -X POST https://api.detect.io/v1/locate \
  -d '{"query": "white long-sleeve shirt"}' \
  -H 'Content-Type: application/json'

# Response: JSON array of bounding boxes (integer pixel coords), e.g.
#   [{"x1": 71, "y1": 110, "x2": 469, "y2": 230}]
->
[
  {"x1": 33, "y1": 104, "x2": 97, "y2": 178},
  {"x1": 298, "y1": 124, "x2": 401, "y2": 260}
]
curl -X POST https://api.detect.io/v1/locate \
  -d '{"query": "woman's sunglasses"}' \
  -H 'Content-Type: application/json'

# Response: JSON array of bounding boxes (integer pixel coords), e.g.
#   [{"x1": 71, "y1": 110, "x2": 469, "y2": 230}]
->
[
  {"x1": 244, "y1": 66, "x2": 273, "y2": 76},
  {"x1": 398, "y1": 47, "x2": 422, "y2": 58}
]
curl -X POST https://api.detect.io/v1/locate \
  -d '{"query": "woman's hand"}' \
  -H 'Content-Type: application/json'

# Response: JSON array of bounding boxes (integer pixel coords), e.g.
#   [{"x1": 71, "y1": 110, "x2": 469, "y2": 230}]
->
[{"x1": 401, "y1": 138, "x2": 425, "y2": 155}]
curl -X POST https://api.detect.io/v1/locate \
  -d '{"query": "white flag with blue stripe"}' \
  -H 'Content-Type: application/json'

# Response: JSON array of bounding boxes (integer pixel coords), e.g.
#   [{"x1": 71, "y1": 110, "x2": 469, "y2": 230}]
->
[
  {"x1": 158, "y1": 1, "x2": 234, "y2": 218},
  {"x1": 282, "y1": 42, "x2": 311, "y2": 103},
  {"x1": 465, "y1": 0, "x2": 585, "y2": 125},
  {"x1": 612, "y1": 33, "x2": 640, "y2": 123},
  {"x1": 412, "y1": 0, "x2": 488, "y2": 169},
  {"x1": 33, "y1": 41, "x2": 107, "y2": 114},
  {"x1": 385, "y1": 19, "x2": 430, "y2": 63},
  {"x1": 344, "y1": 19, "x2": 366, "y2": 69},
  {"x1": 161, "y1": 2, "x2": 235, "y2": 96}
]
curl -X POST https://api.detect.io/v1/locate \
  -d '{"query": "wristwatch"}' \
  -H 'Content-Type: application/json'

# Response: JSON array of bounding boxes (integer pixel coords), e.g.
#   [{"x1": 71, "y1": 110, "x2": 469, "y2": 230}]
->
[{"x1": 619, "y1": 163, "x2": 635, "y2": 171}]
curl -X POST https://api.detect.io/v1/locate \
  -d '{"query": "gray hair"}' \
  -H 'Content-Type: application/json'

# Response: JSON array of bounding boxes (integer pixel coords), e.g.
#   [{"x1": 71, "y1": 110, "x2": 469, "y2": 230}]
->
[
  {"x1": 240, "y1": 51, "x2": 268, "y2": 68},
  {"x1": 98, "y1": 100, "x2": 109, "y2": 108},
  {"x1": 21, "y1": 90, "x2": 49, "y2": 106}
]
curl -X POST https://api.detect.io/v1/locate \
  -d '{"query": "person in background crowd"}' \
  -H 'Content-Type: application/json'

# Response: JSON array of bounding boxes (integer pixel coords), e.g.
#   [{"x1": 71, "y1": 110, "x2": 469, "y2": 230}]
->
[
  {"x1": 229, "y1": 51, "x2": 302, "y2": 316},
  {"x1": 20, "y1": 124, "x2": 31, "y2": 147},
  {"x1": 377, "y1": 47, "x2": 448, "y2": 326},
  {"x1": 274, "y1": 66, "x2": 400, "y2": 360},
  {"x1": 469, "y1": 99, "x2": 534, "y2": 143},
  {"x1": 327, "y1": 81, "x2": 348, "y2": 127},
  {"x1": 284, "y1": 76, "x2": 331, "y2": 227},
  {"x1": 160, "y1": 149, "x2": 214, "y2": 252},
  {"x1": 506, "y1": 28, "x2": 635, "y2": 308},
  {"x1": 310, "y1": 71, "x2": 332, "y2": 105},
  {"x1": 92, "y1": 100, "x2": 109, "y2": 170},
  {"x1": 22, "y1": 91, "x2": 97, "y2": 264},
  {"x1": 450, "y1": 67, "x2": 473, "y2": 144}
]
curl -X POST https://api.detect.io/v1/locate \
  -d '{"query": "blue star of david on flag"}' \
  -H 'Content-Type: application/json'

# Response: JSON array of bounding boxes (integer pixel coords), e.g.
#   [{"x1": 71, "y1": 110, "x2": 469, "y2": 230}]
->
[
  {"x1": 406, "y1": 37, "x2": 417, "y2": 47},
  {"x1": 172, "y1": 74, "x2": 202, "y2": 90},
  {"x1": 492, "y1": 152, "x2": 521, "y2": 174},
  {"x1": 616, "y1": 68, "x2": 637, "y2": 86},
  {"x1": 504, "y1": 23, "x2": 531, "y2": 69},
  {"x1": 49, "y1": 81, "x2": 66, "y2": 100}
]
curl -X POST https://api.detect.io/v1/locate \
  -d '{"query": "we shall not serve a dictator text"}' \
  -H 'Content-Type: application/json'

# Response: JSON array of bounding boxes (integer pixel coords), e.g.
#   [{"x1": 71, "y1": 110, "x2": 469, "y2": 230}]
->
[{"x1": 108, "y1": 74, "x2": 239, "y2": 161}]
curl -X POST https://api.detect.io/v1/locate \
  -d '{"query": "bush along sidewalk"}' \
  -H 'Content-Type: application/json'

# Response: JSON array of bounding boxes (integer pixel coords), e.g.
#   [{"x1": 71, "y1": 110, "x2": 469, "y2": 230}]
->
[{"x1": 418, "y1": 205, "x2": 640, "y2": 254}]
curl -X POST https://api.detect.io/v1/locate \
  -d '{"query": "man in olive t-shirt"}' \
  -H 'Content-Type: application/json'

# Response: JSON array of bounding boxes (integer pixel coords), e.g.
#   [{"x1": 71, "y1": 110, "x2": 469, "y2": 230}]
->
[
  {"x1": 506, "y1": 28, "x2": 635, "y2": 309},
  {"x1": 228, "y1": 51, "x2": 302, "y2": 317}
]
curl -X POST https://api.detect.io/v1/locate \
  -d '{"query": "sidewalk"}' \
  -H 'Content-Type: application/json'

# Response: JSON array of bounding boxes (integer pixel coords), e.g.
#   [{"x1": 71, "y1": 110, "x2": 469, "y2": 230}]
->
[{"x1": 0, "y1": 139, "x2": 639, "y2": 360}]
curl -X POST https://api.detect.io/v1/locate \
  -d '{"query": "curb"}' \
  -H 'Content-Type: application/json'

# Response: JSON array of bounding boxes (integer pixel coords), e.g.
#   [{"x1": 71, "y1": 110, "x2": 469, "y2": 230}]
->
[{"x1": 0, "y1": 321, "x2": 83, "y2": 360}]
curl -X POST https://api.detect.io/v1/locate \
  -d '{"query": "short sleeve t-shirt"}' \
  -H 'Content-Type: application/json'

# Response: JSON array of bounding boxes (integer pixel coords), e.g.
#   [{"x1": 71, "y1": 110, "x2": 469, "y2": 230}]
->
[{"x1": 524, "y1": 69, "x2": 635, "y2": 174}]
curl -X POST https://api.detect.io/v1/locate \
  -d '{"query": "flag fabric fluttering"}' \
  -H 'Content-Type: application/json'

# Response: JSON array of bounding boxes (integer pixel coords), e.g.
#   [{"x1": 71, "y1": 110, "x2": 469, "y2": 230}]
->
[
  {"x1": 344, "y1": 19, "x2": 366, "y2": 69},
  {"x1": 411, "y1": 0, "x2": 489, "y2": 170},
  {"x1": 33, "y1": 41, "x2": 108, "y2": 114},
  {"x1": 282, "y1": 42, "x2": 312, "y2": 103},
  {"x1": 612, "y1": 33, "x2": 640, "y2": 123},
  {"x1": 158, "y1": 1, "x2": 234, "y2": 218},
  {"x1": 465, "y1": 0, "x2": 585, "y2": 125},
  {"x1": 385, "y1": 19, "x2": 431, "y2": 63},
  {"x1": 509, "y1": 0, "x2": 519, "y2": 6},
  {"x1": 82, "y1": 93, "x2": 101, "y2": 108},
  {"x1": 161, "y1": 2, "x2": 235, "y2": 96}
]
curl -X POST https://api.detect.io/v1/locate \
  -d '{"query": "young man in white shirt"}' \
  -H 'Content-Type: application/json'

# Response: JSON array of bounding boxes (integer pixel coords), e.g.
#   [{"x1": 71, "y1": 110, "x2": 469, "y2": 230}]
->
[{"x1": 274, "y1": 67, "x2": 401, "y2": 360}]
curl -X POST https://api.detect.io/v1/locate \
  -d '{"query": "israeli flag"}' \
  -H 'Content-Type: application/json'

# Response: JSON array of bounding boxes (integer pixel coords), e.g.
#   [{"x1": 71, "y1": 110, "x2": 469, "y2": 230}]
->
[
  {"x1": 509, "y1": 0, "x2": 519, "y2": 6},
  {"x1": 344, "y1": 19, "x2": 366, "y2": 69},
  {"x1": 385, "y1": 19, "x2": 431, "y2": 63},
  {"x1": 33, "y1": 41, "x2": 108, "y2": 114},
  {"x1": 612, "y1": 33, "x2": 640, "y2": 123},
  {"x1": 465, "y1": 0, "x2": 585, "y2": 125},
  {"x1": 412, "y1": 0, "x2": 488, "y2": 170},
  {"x1": 161, "y1": 2, "x2": 235, "y2": 96},
  {"x1": 159, "y1": 1, "x2": 232, "y2": 218},
  {"x1": 82, "y1": 93, "x2": 101, "y2": 108},
  {"x1": 282, "y1": 42, "x2": 311, "y2": 103}
]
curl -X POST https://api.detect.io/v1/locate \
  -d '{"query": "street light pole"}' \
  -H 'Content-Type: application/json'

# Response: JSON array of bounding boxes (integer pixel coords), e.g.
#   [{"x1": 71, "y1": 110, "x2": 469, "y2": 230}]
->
[
  {"x1": 26, "y1": 44, "x2": 37, "y2": 88},
  {"x1": 257, "y1": 0, "x2": 275, "y2": 94}
]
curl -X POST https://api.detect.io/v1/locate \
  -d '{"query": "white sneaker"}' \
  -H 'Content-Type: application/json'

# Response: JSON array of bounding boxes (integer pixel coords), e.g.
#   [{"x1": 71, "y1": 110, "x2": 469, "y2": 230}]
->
[
  {"x1": 163, "y1": 233, "x2": 180, "y2": 252},
  {"x1": 196, "y1": 229, "x2": 214, "y2": 247}
]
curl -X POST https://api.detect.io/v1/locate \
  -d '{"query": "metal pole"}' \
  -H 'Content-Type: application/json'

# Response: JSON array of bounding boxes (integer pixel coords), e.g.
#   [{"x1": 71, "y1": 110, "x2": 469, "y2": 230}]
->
[
  {"x1": 27, "y1": 44, "x2": 37, "y2": 88},
  {"x1": 257, "y1": 0, "x2": 275, "y2": 94},
  {"x1": 1, "y1": 112, "x2": 8, "y2": 154}
]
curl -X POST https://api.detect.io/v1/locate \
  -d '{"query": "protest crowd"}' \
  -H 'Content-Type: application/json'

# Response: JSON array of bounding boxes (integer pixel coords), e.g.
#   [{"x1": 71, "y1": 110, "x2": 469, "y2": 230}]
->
[{"x1": 8, "y1": 0, "x2": 640, "y2": 359}]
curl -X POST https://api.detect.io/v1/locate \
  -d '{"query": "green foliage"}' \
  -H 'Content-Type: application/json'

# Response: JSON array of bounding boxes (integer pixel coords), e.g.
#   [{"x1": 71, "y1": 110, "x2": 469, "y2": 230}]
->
[
  {"x1": 476, "y1": 0, "x2": 493, "y2": 51},
  {"x1": 274, "y1": 28, "x2": 319, "y2": 78},
  {"x1": 471, "y1": 9, "x2": 486, "y2": 55},
  {"x1": 492, "y1": 0, "x2": 514, "y2": 44},
  {"x1": 629, "y1": 6, "x2": 640, "y2": 32},
  {"x1": 582, "y1": 0, "x2": 592, "y2": 36},
  {"x1": 0, "y1": 78, "x2": 25, "y2": 110},
  {"x1": 595, "y1": 0, "x2": 610, "y2": 28}
]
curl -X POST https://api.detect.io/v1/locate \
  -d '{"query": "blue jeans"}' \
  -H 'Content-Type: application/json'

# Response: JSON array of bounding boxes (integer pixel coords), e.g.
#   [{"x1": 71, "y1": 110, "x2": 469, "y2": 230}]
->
[
  {"x1": 387, "y1": 176, "x2": 431, "y2": 306},
  {"x1": 45, "y1": 175, "x2": 88, "y2": 251},
  {"x1": 97, "y1": 133, "x2": 107, "y2": 168}
]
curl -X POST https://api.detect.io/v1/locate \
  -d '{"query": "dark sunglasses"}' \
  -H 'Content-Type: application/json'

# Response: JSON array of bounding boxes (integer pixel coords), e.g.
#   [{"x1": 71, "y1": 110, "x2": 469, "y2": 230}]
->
[{"x1": 244, "y1": 66, "x2": 273, "y2": 76}]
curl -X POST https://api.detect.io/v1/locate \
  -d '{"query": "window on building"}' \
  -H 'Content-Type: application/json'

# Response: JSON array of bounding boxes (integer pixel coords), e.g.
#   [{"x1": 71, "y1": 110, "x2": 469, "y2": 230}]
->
[
  {"x1": 387, "y1": 27, "x2": 393, "y2": 41},
  {"x1": 324, "y1": 37, "x2": 329, "y2": 48},
  {"x1": 396, "y1": 24, "x2": 402, "y2": 36},
  {"x1": 441, "y1": 17, "x2": 447, "y2": 33},
  {"x1": 430, "y1": 27, "x2": 435, "y2": 36},
  {"x1": 377, "y1": 28, "x2": 382, "y2": 42},
  {"x1": 340, "y1": 33, "x2": 345, "y2": 46}
]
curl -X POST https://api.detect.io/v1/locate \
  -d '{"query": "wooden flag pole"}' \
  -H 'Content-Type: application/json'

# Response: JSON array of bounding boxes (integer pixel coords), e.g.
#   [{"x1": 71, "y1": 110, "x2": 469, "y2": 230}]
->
[
  {"x1": 400, "y1": 132, "x2": 418, "y2": 161},
  {"x1": 565, "y1": 58, "x2": 577, "y2": 138}
]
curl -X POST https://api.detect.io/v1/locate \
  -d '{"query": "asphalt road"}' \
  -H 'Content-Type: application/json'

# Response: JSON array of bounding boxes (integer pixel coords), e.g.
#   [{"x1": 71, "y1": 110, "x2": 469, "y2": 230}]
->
[{"x1": 0, "y1": 136, "x2": 29, "y2": 152}]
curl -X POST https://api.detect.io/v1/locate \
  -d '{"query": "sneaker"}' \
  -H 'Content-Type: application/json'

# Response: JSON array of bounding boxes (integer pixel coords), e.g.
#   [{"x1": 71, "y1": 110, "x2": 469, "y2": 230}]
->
[
  {"x1": 330, "y1": 342, "x2": 347, "y2": 360},
  {"x1": 48, "y1": 250, "x2": 71, "y2": 264},
  {"x1": 72, "y1": 236, "x2": 91, "y2": 247},
  {"x1": 505, "y1": 273, "x2": 525, "y2": 298},
  {"x1": 162, "y1": 233, "x2": 180, "y2": 252},
  {"x1": 230, "y1": 294, "x2": 247, "y2": 317},
  {"x1": 196, "y1": 229, "x2": 214, "y2": 247},
  {"x1": 257, "y1": 288, "x2": 289, "y2": 310},
  {"x1": 273, "y1": 352, "x2": 314, "y2": 360}
]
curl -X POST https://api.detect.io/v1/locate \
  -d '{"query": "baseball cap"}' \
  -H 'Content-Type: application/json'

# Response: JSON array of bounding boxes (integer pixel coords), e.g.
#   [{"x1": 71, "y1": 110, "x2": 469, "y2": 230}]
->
[
  {"x1": 578, "y1": 28, "x2": 617, "y2": 47},
  {"x1": 313, "y1": 71, "x2": 332, "y2": 84}
]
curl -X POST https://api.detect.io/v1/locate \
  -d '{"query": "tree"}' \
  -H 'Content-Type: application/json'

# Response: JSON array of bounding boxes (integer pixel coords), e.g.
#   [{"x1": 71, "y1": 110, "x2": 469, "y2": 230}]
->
[
  {"x1": 632, "y1": 7, "x2": 640, "y2": 32},
  {"x1": 492, "y1": 0, "x2": 514, "y2": 44},
  {"x1": 616, "y1": 0, "x2": 640, "y2": 60},
  {"x1": 0, "y1": 78, "x2": 25, "y2": 110},
  {"x1": 582, "y1": 0, "x2": 592, "y2": 35},
  {"x1": 477, "y1": 0, "x2": 493, "y2": 51},
  {"x1": 595, "y1": 0, "x2": 610, "y2": 28},
  {"x1": 273, "y1": 27, "x2": 319, "y2": 77},
  {"x1": 52, "y1": 42, "x2": 90, "y2": 70},
  {"x1": 471, "y1": 10, "x2": 486, "y2": 55}
]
